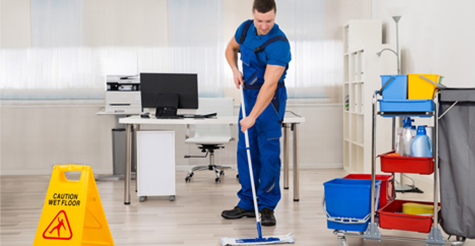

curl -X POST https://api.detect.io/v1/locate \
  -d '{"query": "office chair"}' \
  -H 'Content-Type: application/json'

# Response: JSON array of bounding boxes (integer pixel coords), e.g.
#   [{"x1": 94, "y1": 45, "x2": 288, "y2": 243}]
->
[{"x1": 184, "y1": 98, "x2": 235, "y2": 183}]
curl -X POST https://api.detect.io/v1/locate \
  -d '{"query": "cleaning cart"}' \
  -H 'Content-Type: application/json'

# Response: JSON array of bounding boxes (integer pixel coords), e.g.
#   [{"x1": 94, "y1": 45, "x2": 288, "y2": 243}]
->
[{"x1": 332, "y1": 75, "x2": 467, "y2": 246}]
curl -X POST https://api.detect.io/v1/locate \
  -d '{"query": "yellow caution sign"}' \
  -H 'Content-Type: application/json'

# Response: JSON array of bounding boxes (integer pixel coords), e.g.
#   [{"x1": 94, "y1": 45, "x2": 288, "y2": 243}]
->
[{"x1": 33, "y1": 164, "x2": 114, "y2": 246}]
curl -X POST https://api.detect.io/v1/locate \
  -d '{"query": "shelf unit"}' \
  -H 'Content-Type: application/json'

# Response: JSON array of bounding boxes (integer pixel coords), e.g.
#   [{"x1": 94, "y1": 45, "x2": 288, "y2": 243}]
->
[{"x1": 342, "y1": 20, "x2": 397, "y2": 174}]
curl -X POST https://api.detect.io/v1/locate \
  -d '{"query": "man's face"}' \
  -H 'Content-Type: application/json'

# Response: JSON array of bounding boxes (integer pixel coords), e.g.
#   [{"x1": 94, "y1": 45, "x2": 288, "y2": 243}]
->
[{"x1": 252, "y1": 9, "x2": 276, "y2": 36}]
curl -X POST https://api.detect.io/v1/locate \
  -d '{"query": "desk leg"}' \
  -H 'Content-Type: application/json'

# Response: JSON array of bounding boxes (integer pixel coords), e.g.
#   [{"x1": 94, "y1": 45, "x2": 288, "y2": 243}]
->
[
  {"x1": 292, "y1": 123, "x2": 300, "y2": 202},
  {"x1": 124, "y1": 123, "x2": 132, "y2": 205},
  {"x1": 134, "y1": 125, "x2": 139, "y2": 193},
  {"x1": 283, "y1": 123, "x2": 290, "y2": 189}
]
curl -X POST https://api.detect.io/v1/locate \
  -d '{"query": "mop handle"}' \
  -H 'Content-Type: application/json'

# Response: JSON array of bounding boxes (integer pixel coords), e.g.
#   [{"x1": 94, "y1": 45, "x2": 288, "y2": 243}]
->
[{"x1": 239, "y1": 85, "x2": 263, "y2": 239}]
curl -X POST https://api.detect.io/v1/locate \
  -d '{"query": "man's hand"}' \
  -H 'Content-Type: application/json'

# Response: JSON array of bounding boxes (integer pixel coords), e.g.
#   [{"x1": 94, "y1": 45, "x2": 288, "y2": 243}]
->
[
  {"x1": 233, "y1": 69, "x2": 244, "y2": 89},
  {"x1": 240, "y1": 115, "x2": 256, "y2": 133}
]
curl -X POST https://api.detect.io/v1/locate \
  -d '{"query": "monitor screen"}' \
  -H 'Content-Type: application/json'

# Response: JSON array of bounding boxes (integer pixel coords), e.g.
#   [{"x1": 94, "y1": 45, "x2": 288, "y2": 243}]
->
[{"x1": 140, "y1": 73, "x2": 199, "y2": 116}]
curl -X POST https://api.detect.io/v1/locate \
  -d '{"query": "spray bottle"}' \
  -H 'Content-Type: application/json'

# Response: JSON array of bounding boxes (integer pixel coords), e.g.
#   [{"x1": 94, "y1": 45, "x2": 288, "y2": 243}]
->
[{"x1": 401, "y1": 117, "x2": 414, "y2": 156}]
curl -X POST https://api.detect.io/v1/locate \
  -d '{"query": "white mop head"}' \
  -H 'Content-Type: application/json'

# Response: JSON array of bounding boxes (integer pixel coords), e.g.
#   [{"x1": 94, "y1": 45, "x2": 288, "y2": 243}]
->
[{"x1": 220, "y1": 233, "x2": 294, "y2": 245}]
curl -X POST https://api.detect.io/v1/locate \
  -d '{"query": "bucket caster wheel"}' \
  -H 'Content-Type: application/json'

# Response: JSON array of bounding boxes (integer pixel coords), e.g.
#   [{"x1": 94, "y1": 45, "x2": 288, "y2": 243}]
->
[
  {"x1": 139, "y1": 196, "x2": 147, "y2": 202},
  {"x1": 169, "y1": 195, "x2": 175, "y2": 201},
  {"x1": 215, "y1": 177, "x2": 221, "y2": 183},
  {"x1": 338, "y1": 236, "x2": 348, "y2": 246}
]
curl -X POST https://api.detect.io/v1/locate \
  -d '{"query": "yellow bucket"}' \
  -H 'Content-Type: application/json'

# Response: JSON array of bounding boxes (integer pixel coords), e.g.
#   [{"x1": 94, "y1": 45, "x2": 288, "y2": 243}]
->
[
  {"x1": 407, "y1": 74, "x2": 441, "y2": 99},
  {"x1": 402, "y1": 202, "x2": 438, "y2": 215}
]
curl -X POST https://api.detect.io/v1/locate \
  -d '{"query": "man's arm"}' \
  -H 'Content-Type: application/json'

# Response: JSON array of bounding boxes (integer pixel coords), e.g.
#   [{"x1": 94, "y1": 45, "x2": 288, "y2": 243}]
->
[
  {"x1": 225, "y1": 37, "x2": 243, "y2": 88},
  {"x1": 240, "y1": 64, "x2": 285, "y2": 132}
]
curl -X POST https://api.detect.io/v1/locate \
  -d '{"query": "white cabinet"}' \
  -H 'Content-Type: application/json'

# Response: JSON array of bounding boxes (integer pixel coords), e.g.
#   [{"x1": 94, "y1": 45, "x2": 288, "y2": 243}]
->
[
  {"x1": 343, "y1": 20, "x2": 397, "y2": 174},
  {"x1": 137, "y1": 131, "x2": 175, "y2": 201}
]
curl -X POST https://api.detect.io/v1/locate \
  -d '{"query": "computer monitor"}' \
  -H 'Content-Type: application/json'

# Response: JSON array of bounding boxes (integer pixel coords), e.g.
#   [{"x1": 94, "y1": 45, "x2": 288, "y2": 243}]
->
[{"x1": 140, "y1": 73, "x2": 199, "y2": 118}]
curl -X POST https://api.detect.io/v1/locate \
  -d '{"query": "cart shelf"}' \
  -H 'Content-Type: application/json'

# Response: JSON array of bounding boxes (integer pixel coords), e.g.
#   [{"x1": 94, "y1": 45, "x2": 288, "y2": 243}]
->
[
  {"x1": 378, "y1": 199, "x2": 440, "y2": 233},
  {"x1": 379, "y1": 151, "x2": 434, "y2": 175}
]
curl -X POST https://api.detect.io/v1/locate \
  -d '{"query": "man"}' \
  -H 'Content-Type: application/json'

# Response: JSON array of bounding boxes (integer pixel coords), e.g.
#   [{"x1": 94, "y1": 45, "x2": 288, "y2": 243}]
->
[{"x1": 221, "y1": 0, "x2": 291, "y2": 227}]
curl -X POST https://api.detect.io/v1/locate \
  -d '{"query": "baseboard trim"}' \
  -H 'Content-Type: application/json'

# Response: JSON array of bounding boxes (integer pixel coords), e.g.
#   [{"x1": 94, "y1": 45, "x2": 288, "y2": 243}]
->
[
  {"x1": 174, "y1": 163, "x2": 342, "y2": 172},
  {"x1": 0, "y1": 168, "x2": 112, "y2": 176},
  {"x1": 1, "y1": 164, "x2": 343, "y2": 176}
]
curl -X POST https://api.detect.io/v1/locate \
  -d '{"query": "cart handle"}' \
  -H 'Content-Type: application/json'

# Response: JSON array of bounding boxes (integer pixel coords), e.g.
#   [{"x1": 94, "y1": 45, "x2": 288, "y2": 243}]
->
[
  {"x1": 377, "y1": 76, "x2": 395, "y2": 96},
  {"x1": 420, "y1": 75, "x2": 446, "y2": 89}
]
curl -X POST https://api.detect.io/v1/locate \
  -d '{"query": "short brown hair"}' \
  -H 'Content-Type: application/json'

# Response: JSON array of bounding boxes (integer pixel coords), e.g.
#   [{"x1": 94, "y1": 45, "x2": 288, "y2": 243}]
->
[{"x1": 252, "y1": 0, "x2": 276, "y2": 13}]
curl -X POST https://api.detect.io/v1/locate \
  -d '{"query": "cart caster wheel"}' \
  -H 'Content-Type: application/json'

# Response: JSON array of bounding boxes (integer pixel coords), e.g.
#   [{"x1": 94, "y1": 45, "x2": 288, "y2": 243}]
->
[
  {"x1": 185, "y1": 177, "x2": 191, "y2": 182},
  {"x1": 169, "y1": 195, "x2": 175, "y2": 201},
  {"x1": 220, "y1": 171, "x2": 225, "y2": 176},
  {"x1": 215, "y1": 178, "x2": 221, "y2": 183},
  {"x1": 139, "y1": 196, "x2": 147, "y2": 202},
  {"x1": 338, "y1": 236, "x2": 348, "y2": 246}
]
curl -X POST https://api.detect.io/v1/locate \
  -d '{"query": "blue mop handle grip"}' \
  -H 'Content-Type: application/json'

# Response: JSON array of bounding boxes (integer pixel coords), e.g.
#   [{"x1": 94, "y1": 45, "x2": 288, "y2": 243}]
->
[{"x1": 257, "y1": 222, "x2": 263, "y2": 239}]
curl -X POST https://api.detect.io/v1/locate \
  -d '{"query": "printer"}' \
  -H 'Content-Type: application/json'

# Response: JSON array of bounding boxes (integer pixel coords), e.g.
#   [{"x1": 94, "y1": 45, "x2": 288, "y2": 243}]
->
[{"x1": 105, "y1": 75, "x2": 141, "y2": 114}]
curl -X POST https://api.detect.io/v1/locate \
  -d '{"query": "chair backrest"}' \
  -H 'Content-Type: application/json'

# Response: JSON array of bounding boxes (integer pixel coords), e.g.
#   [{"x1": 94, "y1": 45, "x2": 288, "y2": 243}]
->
[{"x1": 193, "y1": 98, "x2": 234, "y2": 139}]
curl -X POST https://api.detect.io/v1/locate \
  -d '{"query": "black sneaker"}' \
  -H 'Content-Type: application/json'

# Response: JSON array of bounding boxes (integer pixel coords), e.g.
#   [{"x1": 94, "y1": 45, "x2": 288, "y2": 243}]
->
[
  {"x1": 221, "y1": 206, "x2": 256, "y2": 219},
  {"x1": 260, "y1": 208, "x2": 276, "y2": 226}
]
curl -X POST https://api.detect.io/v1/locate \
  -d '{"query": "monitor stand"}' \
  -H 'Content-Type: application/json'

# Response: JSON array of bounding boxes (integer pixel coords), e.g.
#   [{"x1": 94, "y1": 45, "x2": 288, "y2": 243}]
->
[
  {"x1": 155, "y1": 106, "x2": 180, "y2": 119},
  {"x1": 155, "y1": 94, "x2": 180, "y2": 119}
]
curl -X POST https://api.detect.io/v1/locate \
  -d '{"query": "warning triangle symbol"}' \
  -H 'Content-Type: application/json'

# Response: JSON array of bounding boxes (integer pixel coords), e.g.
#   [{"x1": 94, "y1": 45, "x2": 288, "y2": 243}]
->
[{"x1": 42, "y1": 210, "x2": 73, "y2": 240}]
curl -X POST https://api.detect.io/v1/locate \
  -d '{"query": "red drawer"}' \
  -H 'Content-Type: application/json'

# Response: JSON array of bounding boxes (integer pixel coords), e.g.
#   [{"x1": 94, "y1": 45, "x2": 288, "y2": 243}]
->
[
  {"x1": 379, "y1": 151, "x2": 434, "y2": 174},
  {"x1": 378, "y1": 199, "x2": 440, "y2": 233}
]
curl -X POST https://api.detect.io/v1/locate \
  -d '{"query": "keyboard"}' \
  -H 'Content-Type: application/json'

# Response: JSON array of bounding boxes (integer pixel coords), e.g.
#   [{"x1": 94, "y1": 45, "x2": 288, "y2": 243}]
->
[{"x1": 179, "y1": 112, "x2": 217, "y2": 118}]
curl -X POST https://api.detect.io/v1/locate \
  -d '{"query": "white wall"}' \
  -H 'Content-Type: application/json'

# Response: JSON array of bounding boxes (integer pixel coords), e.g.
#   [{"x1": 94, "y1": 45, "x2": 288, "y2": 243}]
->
[
  {"x1": 0, "y1": 101, "x2": 116, "y2": 175},
  {"x1": 373, "y1": 0, "x2": 475, "y2": 88},
  {"x1": 0, "y1": 101, "x2": 342, "y2": 175}
]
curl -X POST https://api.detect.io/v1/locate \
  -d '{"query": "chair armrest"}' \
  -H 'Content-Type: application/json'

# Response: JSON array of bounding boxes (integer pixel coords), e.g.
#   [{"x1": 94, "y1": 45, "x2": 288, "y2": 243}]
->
[
  {"x1": 186, "y1": 124, "x2": 190, "y2": 139},
  {"x1": 230, "y1": 123, "x2": 235, "y2": 141}
]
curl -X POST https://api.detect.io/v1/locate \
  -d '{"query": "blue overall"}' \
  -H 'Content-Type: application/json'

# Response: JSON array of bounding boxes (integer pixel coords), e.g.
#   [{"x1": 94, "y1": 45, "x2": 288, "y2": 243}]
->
[{"x1": 236, "y1": 20, "x2": 290, "y2": 211}]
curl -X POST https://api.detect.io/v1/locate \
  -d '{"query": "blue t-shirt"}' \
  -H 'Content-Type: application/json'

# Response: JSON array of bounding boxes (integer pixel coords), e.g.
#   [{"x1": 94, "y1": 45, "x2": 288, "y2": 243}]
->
[{"x1": 234, "y1": 20, "x2": 291, "y2": 80}]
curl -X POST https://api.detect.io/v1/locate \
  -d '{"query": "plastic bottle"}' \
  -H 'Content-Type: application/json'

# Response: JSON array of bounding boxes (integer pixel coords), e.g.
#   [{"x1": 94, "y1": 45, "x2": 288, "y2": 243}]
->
[
  {"x1": 410, "y1": 126, "x2": 432, "y2": 157},
  {"x1": 401, "y1": 117, "x2": 414, "y2": 156},
  {"x1": 395, "y1": 127, "x2": 404, "y2": 155}
]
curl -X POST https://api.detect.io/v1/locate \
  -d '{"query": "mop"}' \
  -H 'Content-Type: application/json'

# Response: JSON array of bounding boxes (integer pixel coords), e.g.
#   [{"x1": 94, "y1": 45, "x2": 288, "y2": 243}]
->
[{"x1": 220, "y1": 85, "x2": 294, "y2": 246}]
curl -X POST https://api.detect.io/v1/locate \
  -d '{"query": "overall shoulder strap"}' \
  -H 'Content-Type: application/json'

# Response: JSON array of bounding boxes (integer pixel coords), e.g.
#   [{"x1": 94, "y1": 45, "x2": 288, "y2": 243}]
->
[
  {"x1": 239, "y1": 20, "x2": 253, "y2": 44},
  {"x1": 253, "y1": 36, "x2": 288, "y2": 53}
]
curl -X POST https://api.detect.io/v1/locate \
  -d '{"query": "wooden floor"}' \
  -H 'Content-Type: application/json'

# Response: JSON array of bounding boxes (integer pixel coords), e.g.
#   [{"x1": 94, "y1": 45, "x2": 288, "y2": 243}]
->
[{"x1": 1, "y1": 169, "x2": 473, "y2": 246}]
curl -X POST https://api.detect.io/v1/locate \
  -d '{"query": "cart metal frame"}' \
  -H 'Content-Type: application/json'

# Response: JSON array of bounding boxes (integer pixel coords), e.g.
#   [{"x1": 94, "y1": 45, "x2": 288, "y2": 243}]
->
[{"x1": 334, "y1": 89, "x2": 465, "y2": 246}]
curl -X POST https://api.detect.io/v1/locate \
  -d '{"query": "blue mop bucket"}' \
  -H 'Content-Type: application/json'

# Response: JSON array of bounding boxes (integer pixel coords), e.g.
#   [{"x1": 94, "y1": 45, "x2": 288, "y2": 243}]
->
[
  {"x1": 380, "y1": 75, "x2": 407, "y2": 99},
  {"x1": 323, "y1": 178, "x2": 381, "y2": 232}
]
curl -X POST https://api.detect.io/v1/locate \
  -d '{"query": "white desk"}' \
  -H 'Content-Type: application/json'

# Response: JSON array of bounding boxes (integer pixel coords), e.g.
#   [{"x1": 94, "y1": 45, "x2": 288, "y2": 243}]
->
[{"x1": 119, "y1": 114, "x2": 305, "y2": 205}]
